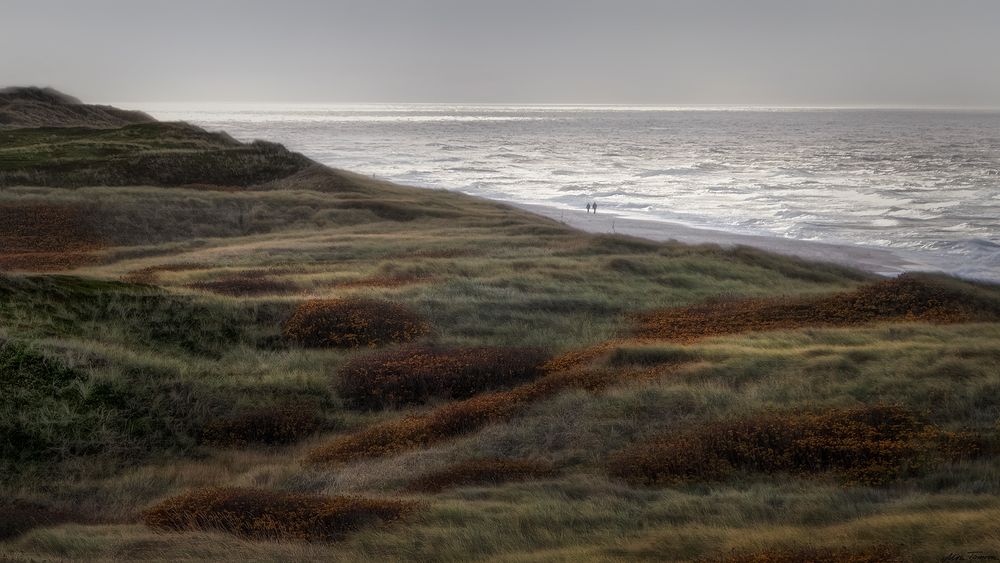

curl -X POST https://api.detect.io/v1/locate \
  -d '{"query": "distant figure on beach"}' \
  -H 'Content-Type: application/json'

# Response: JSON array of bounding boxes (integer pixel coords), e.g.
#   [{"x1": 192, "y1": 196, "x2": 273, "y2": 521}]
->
[
  {"x1": 592, "y1": 201, "x2": 598, "y2": 214},
  {"x1": 586, "y1": 202, "x2": 591, "y2": 213}
]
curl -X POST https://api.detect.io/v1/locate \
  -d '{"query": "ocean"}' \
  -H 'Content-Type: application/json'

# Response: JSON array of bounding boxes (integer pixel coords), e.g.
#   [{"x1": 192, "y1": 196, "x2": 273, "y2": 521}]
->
[{"x1": 127, "y1": 103, "x2": 1000, "y2": 282}]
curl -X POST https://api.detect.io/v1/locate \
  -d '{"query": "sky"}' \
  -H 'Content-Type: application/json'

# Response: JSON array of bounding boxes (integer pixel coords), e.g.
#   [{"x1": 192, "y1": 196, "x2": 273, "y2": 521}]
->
[{"x1": 3, "y1": 0, "x2": 1000, "y2": 106}]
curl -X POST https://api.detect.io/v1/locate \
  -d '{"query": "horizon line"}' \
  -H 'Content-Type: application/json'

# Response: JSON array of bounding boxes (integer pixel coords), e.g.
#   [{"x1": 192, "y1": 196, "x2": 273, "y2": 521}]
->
[{"x1": 108, "y1": 100, "x2": 1000, "y2": 112}]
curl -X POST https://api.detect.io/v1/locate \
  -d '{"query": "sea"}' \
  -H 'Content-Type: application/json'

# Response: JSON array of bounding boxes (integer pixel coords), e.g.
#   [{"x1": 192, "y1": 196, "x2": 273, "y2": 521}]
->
[{"x1": 126, "y1": 103, "x2": 1000, "y2": 282}]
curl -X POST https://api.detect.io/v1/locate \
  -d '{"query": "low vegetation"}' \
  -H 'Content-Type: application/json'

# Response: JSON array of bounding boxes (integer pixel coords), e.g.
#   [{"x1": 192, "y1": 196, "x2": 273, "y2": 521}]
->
[
  {"x1": 336, "y1": 345, "x2": 550, "y2": 409},
  {"x1": 2, "y1": 94, "x2": 998, "y2": 561},
  {"x1": 142, "y1": 487, "x2": 415, "y2": 541},
  {"x1": 306, "y1": 365, "x2": 674, "y2": 464},
  {"x1": 406, "y1": 458, "x2": 557, "y2": 493},
  {"x1": 199, "y1": 407, "x2": 324, "y2": 448},
  {"x1": 282, "y1": 298, "x2": 430, "y2": 348},
  {"x1": 608, "y1": 405, "x2": 985, "y2": 485},
  {"x1": 705, "y1": 545, "x2": 902, "y2": 563},
  {"x1": 634, "y1": 274, "x2": 1000, "y2": 341}
]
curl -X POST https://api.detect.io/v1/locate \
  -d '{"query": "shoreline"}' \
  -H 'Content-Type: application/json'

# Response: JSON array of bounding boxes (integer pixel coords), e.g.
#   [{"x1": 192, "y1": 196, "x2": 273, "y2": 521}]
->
[{"x1": 511, "y1": 201, "x2": 922, "y2": 277}]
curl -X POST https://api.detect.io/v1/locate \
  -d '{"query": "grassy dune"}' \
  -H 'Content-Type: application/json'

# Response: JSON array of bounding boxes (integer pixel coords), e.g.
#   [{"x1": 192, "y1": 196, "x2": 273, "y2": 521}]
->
[{"x1": 1, "y1": 107, "x2": 998, "y2": 562}]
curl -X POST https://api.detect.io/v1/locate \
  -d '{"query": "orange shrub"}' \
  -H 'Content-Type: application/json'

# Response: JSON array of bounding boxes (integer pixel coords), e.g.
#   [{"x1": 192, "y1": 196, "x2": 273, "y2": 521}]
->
[
  {"x1": 200, "y1": 407, "x2": 323, "y2": 447},
  {"x1": 282, "y1": 298, "x2": 429, "y2": 348},
  {"x1": 142, "y1": 487, "x2": 415, "y2": 542},
  {"x1": 306, "y1": 367, "x2": 665, "y2": 465},
  {"x1": 337, "y1": 346, "x2": 549, "y2": 409},
  {"x1": 0, "y1": 204, "x2": 103, "y2": 272},
  {"x1": 609, "y1": 405, "x2": 974, "y2": 486},
  {"x1": 188, "y1": 273, "x2": 297, "y2": 296},
  {"x1": 706, "y1": 545, "x2": 901, "y2": 563},
  {"x1": 406, "y1": 458, "x2": 557, "y2": 493},
  {"x1": 334, "y1": 274, "x2": 433, "y2": 289},
  {"x1": 633, "y1": 275, "x2": 998, "y2": 342}
]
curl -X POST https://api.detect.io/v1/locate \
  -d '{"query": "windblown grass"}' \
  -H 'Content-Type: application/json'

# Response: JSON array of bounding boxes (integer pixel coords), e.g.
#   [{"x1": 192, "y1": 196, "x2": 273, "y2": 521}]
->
[
  {"x1": 200, "y1": 407, "x2": 323, "y2": 448},
  {"x1": 306, "y1": 365, "x2": 675, "y2": 465},
  {"x1": 142, "y1": 487, "x2": 415, "y2": 541},
  {"x1": 608, "y1": 405, "x2": 985, "y2": 485},
  {"x1": 336, "y1": 345, "x2": 549, "y2": 409},
  {"x1": 703, "y1": 545, "x2": 902, "y2": 563},
  {"x1": 0, "y1": 499, "x2": 88, "y2": 541},
  {"x1": 633, "y1": 274, "x2": 1000, "y2": 342},
  {"x1": 282, "y1": 298, "x2": 430, "y2": 348},
  {"x1": 405, "y1": 458, "x2": 556, "y2": 493}
]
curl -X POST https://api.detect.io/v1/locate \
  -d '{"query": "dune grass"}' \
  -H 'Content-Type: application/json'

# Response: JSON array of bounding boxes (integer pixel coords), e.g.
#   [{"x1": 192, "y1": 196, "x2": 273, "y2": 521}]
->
[{"x1": 1, "y1": 119, "x2": 998, "y2": 560}]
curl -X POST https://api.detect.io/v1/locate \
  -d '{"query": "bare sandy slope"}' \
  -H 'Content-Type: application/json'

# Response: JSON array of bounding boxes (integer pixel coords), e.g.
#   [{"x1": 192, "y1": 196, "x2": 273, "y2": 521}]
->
[{"x1": 514, "y1": 202, "x2": 920, "y2": 276}]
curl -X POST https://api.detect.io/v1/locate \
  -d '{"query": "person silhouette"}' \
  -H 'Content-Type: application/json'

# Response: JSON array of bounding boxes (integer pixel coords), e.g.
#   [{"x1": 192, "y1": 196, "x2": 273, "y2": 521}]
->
[
  {"x1": 592, "y1": 201, "x2": 598, "y2": 214},
  {"x1": 586, "y1": 202, "x2": 591, "y2": 213}
]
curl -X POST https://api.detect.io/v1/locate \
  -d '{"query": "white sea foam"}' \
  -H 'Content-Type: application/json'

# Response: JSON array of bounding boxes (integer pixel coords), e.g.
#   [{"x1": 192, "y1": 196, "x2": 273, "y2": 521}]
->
[{"x1": 124, "y1": 103, "x2": 1000, "y2": 282}]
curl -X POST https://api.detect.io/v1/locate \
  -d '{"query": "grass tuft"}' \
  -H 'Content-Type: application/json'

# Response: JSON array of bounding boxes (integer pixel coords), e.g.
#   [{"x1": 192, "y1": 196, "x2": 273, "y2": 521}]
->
[
  {"x1": 141, "y1": 487, "x2": 415, "y2": 542},
  {"x1": 633, "y1": 275, "x2": 1000, "y2": 341},
  {"x1": 405, "y1": 458, "x2": 557, "y2": 493},
  {"x1": 609, "y1": 405, "x2": 983, "y2": 485},
  {"x1": 336, "y1": 345, "x2": 549, "y2": 409},
  {"x1": 200, "y1": 407, "x2": 324, "y2": 448},
  {"x1": 282, "y1": 298, "x2": 429, "y2": 348}
]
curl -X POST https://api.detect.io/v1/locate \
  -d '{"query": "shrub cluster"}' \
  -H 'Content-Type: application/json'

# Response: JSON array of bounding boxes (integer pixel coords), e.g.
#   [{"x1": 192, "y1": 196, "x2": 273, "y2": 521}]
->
[
  {"x1": 633, "y1": 275, "x2": 999, "y2": 341},
  {"x1": 188, "y1": 273, "x2": 297, "y2": 296},
  {"x1": 0, "y1": 203, "x2": 103, "y2": 271},
  {"x1": 200, "y1": 407, "x2": 323, "y2": 448},
  {"x1": 609, "y1": 405, "x2": 981, "y2": 485},
  {"x1": 334, "y1": 274, "x2": 432, "y2": 289},
  {"x1": 282, "y1": 298, "x2": 429, "y2": 348},
  {"x1": 337, "y1": 346, "x2": 549, "y2": 409},
  {"x1": 406, "y1": 458, "x2": 557, "y2": 493},
  {"x1": 306, "y1": 367, "x2": 650, "y2": 465},
  {"x1": 705, "y1": 545, "x2": 901, "y2": 563},
  {"x1": 142, "y1": 487, "x2": 415, "y2": 542}
]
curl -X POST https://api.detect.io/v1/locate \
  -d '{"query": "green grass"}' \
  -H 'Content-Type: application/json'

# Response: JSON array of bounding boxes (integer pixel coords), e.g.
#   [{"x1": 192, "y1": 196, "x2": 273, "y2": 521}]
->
[{"x1": 1, "y1": 114, "x2": 997, "y2": 561}]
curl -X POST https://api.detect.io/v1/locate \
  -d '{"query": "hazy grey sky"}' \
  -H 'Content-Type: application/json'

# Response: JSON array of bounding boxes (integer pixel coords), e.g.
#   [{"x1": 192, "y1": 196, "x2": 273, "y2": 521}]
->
[{"x1": 3, "y1": 0, "x2": 999, "y2": 106}]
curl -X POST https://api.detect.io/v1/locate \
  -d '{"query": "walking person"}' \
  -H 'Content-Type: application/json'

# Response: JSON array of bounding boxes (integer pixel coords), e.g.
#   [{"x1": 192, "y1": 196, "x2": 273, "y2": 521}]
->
[
  {"x1": 586, "y1": 202, "x2": 591, "y2": 214},
  {"x1": 592, "y1": 201, "x2": 598, "y2": 214}
]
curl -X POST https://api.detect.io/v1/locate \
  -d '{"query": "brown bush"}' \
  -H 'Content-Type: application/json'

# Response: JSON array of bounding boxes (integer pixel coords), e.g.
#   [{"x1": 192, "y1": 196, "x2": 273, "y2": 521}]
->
[
  {"x1": 200, "y1": 407, "x2": 323, "y2": 448},
  {"x1": 705, "y1": 545, "x2": 902, "y2": 563},
  {"x1": 0, "y1": 499, "x2": 86, "y2": 540},
  {"x1": 0, "y1": 204, "x2": 103, "y2": 271},
  {"x1": 609, "y1": 405, "x2": 982, "y2": 486},
  {"x1": 406, "y1": 459, "x2": 557, "y2": 493},
  {"x1": 334, "y1": 274, "x2": 433, "y2": 289},
  {"x1": 282, "y1": 298, "x2": 429, "y2": 348},
  {"x1": 306, "y1": 366, "x2": 668, "y2": 465},
  {"x1": 337, "y1": 345, "x2": 550, "y2": 409},
  {"x1": 633, "y1": 275, "x2": 999, "y2": 342},
  {"x1": 188, "y1": 273, "x2": 297, "y2": 296},
  {"x1": 142, "y1": 487, "x2": 415, "y2": 542}
]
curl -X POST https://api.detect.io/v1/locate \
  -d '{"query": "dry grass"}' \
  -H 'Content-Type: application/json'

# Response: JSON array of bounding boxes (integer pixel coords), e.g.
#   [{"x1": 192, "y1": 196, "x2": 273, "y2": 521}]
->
[
  {"x1": 702, "y1": 545, "x2": 902, "y2": 562},
  {"x1": 0, "y1": 203, "x2": 103, "y2": 271},
  {"x1": 282, "y1": 298, "x2": 429, "y2": 348},
  {"x1": 119, "y1": 262, "x2": 206, "y2": 284},
  {"x1": 333, "y1": 273, "x2": 434, "y2": 289},
  {"x1": 141, "y1": 487, "x2": 415, "y2": 542},
  {"x1": 200, "y1": 408, "x2": 323, "y2": 448},
  {"x1": 0, "y1": 499, "x2": 87, "y2": 540},
  {"x1": 187, "y1": 273, "x2": 297, "y2": 296},
  {"x1": 609, "y1": 405, "x2": 985, "y2": 485},
  {"x1": 306, "y1": 365, "x2": 674, "y2": 465},
  {"x1": 633, "y1": 275, "x2": 999, "y2": 342},
  {"x1": 405, "y1": 458, "x2": 557, "y2": 493},
  {"x1": 336, "y1": 345, "x2": 550, "y2": 409}
]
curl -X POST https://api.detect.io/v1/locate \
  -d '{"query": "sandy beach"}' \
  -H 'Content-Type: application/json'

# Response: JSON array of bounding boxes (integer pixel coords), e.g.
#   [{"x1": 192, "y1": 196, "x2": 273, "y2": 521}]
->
[{"x1": 514, "y1": 202, "x2": 920, "y2": 277}]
